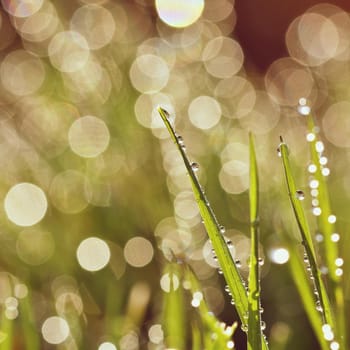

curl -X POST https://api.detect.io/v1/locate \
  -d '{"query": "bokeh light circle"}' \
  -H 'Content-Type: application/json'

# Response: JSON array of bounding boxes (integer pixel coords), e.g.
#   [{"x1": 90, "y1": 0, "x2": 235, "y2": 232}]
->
[
  {"x1": 4, "y1": 183, "x2": 47, "y2": 227},
  {"x1": 98, "y1": 342, "x2": 117, "y2": 350},
  {"x1": 129, "y1": 54, "x2": 169, "y2": 94},
  {"x1": 70, "y1": 4, "x2": 116, "y2": 50},
  {"x1": 0, "y1": 50, "x2": 45, "y2": 96},
  {"x1": 41, "y1": 316, "x2": 69, "y2": 344},
  {"x1": 155, "y1": 0, "x2": 204, "y2": 28},
  {"x1": 49, "y1": 170, "x2": 89, "y2": 214},
  {"x1": 188, "y1": 95, "x2": 221, "y2": 129},
  {"x1": 77, "y1": 237, "x2": 111, "y2": 272},
  {"x1": 68, "y1": 116, "x2": 110, "y2": 158},
  {"x1": 2, "y1": 0, "x2": 44, "y2": 18},
  {"x1": 16, "y1": 228, "x2": 55, "y2": 265},
  {"x1": 124, "y1": 237, "x2": 154, "y2": 268},
  {"x1": 322, "y1": 101, "x2": 350, "y2": 148},
  {"x1": 48, "y1": 31, "x2": 90, "y2": 72}
]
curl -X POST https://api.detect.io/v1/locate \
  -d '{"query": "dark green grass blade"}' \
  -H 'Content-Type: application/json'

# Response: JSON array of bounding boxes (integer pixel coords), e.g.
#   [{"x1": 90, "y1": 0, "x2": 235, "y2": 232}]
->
[
  {"x1": 158, "y1": 107, "x2": 269, "y2": 350},
  {"x1": 279, "y1": 138, "x2": 335, "y2": 330},
  {"x1": 247, "y1": 133, "x2": 262, "y2": 350},
  {"x1": 306, "y1": 115, "x2": 346, "y2": 348},
  {"x1": 162, "y1": 263, "x2": 185, "y2": 349}
]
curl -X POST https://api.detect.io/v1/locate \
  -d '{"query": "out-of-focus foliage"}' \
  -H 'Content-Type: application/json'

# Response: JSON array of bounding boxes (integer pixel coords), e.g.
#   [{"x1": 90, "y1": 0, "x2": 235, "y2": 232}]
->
[{"x1": 0, "y1": 0, "x2": 349, "y2": 349}]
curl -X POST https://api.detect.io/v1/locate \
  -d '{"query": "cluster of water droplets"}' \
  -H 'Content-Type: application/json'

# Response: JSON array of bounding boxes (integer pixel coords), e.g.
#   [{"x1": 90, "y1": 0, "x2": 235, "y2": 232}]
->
[
  {"x1": 297, "y1": 97, "x2": 311, "y2": 116},
  {"x1": 320, "y1": 324, "x2": 340, "y2": 350}
]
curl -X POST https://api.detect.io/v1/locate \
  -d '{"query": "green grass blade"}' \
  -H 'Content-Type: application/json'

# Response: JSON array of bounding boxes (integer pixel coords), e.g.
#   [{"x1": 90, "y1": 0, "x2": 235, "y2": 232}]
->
[
  {"x1": 247, "y1": 133, "x2": 262, "y2": 350},
  {"x1": 279, "y1": 138, "x2": 335, "y2": 331},
  {"x1": 185, "y1": 265, "x2": 236, "y2": 350},
  {"x1": 282, "y1": 234, "x2": 329, "y2": 350},
  {"x1": 157, "y1": 107, "x2": 269, "y2": 350},
  {"x1": 306, "y1": 115, "x2": 346, "y2": 348},
  {"x1": 162, "y1": 263, "x2": 185, "y2": 349},
  {"x1": 191, "y1": 322, "x2": 201, "y2": 350},
  {"x1": 0, "y1": 315, "x2": 13, "y2": 350}
]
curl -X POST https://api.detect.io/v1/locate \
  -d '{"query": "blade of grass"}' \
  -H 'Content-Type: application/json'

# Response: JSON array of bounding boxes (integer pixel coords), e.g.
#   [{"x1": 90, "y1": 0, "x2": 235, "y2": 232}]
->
[
  {"x1": 282, "y1": 234, "x2": 329, "y2": 350},
  {"x1": 157, "y1": 107, "x2": 271, "y2": 348},
  {"x1": 279, "y1": 138, "x2": 336, "y2": 332},
  {"x1": 185, "y1": 265, "x2": 237, "y2": 350},
  {"x1": 162, "y1": 263, "x2": 185, "y2": 349},
  {"x1": 247, "y1": 133, "x2": 262, "y2": 350},
  {"x1": 306, "y1": 115, "x2": 346, "y2": 348},
  {"x1": 0, "y1": 314, "x2": 13, "y2": 350}
]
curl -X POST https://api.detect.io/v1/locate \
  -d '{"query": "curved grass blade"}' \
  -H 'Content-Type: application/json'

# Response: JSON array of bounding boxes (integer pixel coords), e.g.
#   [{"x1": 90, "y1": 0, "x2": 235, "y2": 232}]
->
[
  {"x1": 162, "y1": 263, "x2": 185, "y2": 349},
  {"x1": 279, "y1": 138, "x2": 335, "y2": 332},
  {"x1": 306, "y1": 115, "x2": 346, "y2": 348},
  {"x1": 247, "y1": 133, "x2": 262, "y2": 350},
  {"x1": 157, "y1": 107, "x2": 269, "y2": 350},
  {"x1": 185, "y1": 265, "x2": 237, "y2": 350}
]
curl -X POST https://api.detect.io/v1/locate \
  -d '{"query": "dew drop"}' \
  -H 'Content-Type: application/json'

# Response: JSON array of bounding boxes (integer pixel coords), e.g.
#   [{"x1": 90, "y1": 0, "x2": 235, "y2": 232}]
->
[
  {"x1": 295, "y1": 190, "x2": 305, "y2": 200},
  {"x1": 230, "y1": 299, "x2": 235, "y2": 305},
  {"x1": 218, "y1": 268, "x2": 223, "y2": 275},
  {"x1": 219, "y1": 225, "x2": 226, "y2": 234},
  {"x1": 177, "y1": 135, "x2": 184, "y2": 145},
  {"x1": 235, "y1": 259, "x2": 241, "y2": 268},
  {"x1": 259, "y1": 307, "x2": 264, "y2": 314},
  {"x1": 226, "y1": 240, "x2": 233, "y2": 249},
  {"x1": 225, "y1": 285, "x2": 230, "y2": 292},
  {"x1": 306, "y1": 133, "x2": 316, "y2": 142},
  {"x1": 331, "y1": 233, "x2": 340, "y2": 242},
  {"x1": 191, "y1": 162, "x2": 199, "y2": 172},
  {"x1": 322, "y1": 167, "x2": 330, "y2": 176},
  {"x1": 277, "y1": 146, "x2": 282, "y2": 157},
  {"x1": 308, "y1": 164, "x2": 317, "y2": 173},
  {"x1": 260, "y1": 321, "x2": 266, "y2": 330},
  {"x1": 258, "y1": 257, "x2": 264, "y2": 266},
  {"x1": 241, "y1": 324, "x2": 248, "y2": 333},
  {"x1": 335, "y1": 258, "x2": 343, "y2": 267},
  {"x1": 316, "y1": 301, "x2": 323, "y2": 312}
]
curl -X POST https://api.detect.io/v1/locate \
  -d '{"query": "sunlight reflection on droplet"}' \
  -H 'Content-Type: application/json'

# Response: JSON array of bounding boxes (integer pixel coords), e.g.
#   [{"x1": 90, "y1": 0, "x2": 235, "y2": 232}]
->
[
  {"x1": 155, "y1": 0, "x2": 204, "y2": 28},
  {"x1": 41, "y1": 316, "x2": 70, "y2": 344},
  {"x1": 188, "y1": 95, "x2": 221, "y2": 130},
  {"x1": 124, "y1": 237, "x2": 154, "y2": 268},
  {"x1": 77, "y1": 237, "x2": 110, "y2": 272},
  {"x1": 4, "y1": 183, "x2": 47, "y2": 227},
  {"x1": 48, "y1": 31, "x2": 90, "y2": 72},
  {"x1": 68, "y1": 115, "x2": 110, "y2": 158},
  {"x1": 269, "y1": 248, "x2": 290, "y2": 264}
]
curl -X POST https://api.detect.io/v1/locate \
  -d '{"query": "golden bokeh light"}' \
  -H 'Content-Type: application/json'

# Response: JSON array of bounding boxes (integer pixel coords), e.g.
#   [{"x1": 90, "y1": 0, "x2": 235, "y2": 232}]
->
[
  {"x1": 2, "y1": 0, "x2": 44, "y2": 18},
  {"x1": 48, "y1": 30, "x2": 90, "y2": 72},
  {"x1": 265, "y1": 57, "x2": 315, "y2": 106},
  {"x1": 215, "y1": 76, "x2": 256, "y2": 119},
  {"x1": 49, "y1": 170, "x2": 89, "y2": 214},
  {"x1": 77, "y1": 237, "x2": 111, "y2": 272},
  {"x1": 322, "y1": 101, "x2": 350, "y2": 148},
  {"x1": 0, "y1": 50, "x2": 45, "y2": 96},
  {"x1": 12, "y1": 1, "x2": 59, "y2": 43},
  {"x1": 124, "y1": 237, "x2": 154, "y2": 268},
  {"x1": 155, "y1": 0, "x2": 204, "y2": 28},
  {"x1": 70, "y1": 4, "x2": 116, "y2": 50},
  {"x1": 160, "y1": 272, "x2": 179, "y2": 292},
  {"x1": 129, "y1": 54, "x2": 170, "y2": 94},
  {"x1": 202, "y1": 36, "x2": 243, "y2": 78},
  {"x1": 4, "y1": 183, "x2": 48, "y2": 227},
  {"x1": 16, "y1": 228, "x2": 55, "y2": 265},
  {"x1": 98, "y1": 342, "x2": 117, "y2": 350},
  {"x1": 41, "y1": 316, "x2": 70, "y2": 345},
  {"x1": 188, "y1": 95, "x2": 221, "y2": 130},
  {"x1": 68, "y1": 115, "x2": 110, "y2": 158}
]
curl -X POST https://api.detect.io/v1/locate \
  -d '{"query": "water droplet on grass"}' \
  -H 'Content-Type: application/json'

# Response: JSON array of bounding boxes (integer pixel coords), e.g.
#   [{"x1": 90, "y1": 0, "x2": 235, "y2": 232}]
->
[
  {"x1": 235, "y1": 259, "x2": 241, "y2": 268},
  {"x1": 295, "y1": 190, "x2": 305, "y2": 200},
  {"x1": 219, "y1": 225, "x2": 226, "y2": 234},
  {"x1": 177, "y1": 135, "x2": 184, "y2": 145},
  {"x1": 261, "y1": 321, "x2": 266, "y2": 330},
  {"x1": 258, "y1": 257, "x2": 264, "y2": 266},
  {"x1": 191, "y1": 162, "x2": 199, "y2": 172},
  {"x1": 316, "y1": 301, "x2": 323, "y2": 312}
]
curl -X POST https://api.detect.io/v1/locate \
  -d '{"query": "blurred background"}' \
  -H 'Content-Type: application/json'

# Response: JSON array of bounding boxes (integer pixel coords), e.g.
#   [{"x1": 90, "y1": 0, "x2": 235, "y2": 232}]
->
[{"x1": 0, "y1": 0, "x2": 349, "y2": 349}]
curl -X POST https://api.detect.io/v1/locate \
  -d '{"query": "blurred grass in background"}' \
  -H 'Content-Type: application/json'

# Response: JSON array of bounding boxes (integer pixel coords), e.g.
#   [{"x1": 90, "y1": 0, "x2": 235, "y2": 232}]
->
[{"x1": 0, "y1": 0, "x2": 349, "y2": 349}]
